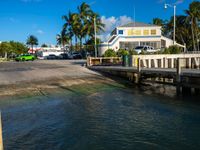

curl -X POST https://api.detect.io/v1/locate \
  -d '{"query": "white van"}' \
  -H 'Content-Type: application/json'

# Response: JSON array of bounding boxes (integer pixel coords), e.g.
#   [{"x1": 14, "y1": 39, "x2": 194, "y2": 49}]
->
[{"x1": 135, "y1": 45, "x2": 160, "y2": 54}]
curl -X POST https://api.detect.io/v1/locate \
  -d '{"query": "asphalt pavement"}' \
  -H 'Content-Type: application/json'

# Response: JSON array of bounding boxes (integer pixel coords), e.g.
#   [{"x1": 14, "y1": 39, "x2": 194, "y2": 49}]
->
[{"x1": 0, "y1": 60, "x2": 100, "y2": 85}]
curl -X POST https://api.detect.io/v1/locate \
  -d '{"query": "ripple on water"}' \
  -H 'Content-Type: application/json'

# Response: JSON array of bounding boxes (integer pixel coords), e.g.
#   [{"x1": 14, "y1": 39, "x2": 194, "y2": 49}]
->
[{"x1": 0, "y1": 86, "x2": 200, "y2": 150}]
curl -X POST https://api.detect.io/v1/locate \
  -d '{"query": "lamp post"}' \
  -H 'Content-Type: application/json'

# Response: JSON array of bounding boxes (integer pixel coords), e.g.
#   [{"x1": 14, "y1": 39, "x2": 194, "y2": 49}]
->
[
  {"x1": 94, "y1": 17, "x2": 97, "y2": 57},
  {"x1": 165, "y1": 3, "x2": 176, "y2": 45}
]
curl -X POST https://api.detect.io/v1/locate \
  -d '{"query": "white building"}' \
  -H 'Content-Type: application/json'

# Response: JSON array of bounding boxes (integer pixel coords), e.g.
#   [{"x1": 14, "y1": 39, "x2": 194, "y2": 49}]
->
[
  {"x1": 35, "y1": 47, "x2": 67, "y2": 59},
  {"x1": 98, "y1": 22, "x2": 184, "y2": 56}
]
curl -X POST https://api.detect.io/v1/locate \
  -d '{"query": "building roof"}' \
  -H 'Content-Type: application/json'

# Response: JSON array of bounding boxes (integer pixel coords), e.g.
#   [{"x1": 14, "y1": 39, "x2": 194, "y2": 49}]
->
[{"x1": 119, "y1": 22, "x2": 160, "y2": 28}]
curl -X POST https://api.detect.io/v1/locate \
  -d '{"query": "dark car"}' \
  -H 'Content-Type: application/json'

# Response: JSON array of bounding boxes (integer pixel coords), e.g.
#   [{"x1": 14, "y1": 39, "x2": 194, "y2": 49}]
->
[
  {"x1": 47, "y1": 54, "x2": 57, "y2": 59},
  {"x1": 73, "y1": 54, "x2": 82, "y2": 59},
  {"x1": 70, "y1": 52, "x2": 82, "y2": 59},
  {"x1": 58, "y1": 53, "x2": 69, "y2": 59}
]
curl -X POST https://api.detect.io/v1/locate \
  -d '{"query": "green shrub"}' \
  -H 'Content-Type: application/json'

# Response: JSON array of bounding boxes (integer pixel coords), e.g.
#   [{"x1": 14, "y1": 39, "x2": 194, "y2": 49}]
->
[
  {"x1": 163, "y1": 45, "x2": 181, "y2": 54},
  {"x1": 103, "y1": 49, "x2": 117, "y2": 57},
  {"x1": 129, "y1": 49, "x2": 138, "y2": 55},
  {"x1": 117, "y1": 49, "x2": 129, "y2": 57}
]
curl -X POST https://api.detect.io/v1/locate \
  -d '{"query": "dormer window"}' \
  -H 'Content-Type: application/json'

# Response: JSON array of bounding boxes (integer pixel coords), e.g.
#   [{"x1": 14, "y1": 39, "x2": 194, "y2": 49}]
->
[{"x1": 118, "y1": 30, "x2": 123, "y2": 35}]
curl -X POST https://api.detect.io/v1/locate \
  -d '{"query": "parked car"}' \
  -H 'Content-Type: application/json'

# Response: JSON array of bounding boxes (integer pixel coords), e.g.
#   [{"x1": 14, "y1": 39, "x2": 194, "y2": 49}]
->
[
  {"x1": 135, "y1": 46, "x2": 160, "y2": 54},
  {"x1": 46, "y1": 54, "x2": 58, "y2": 59},
  {"x1": 15, "y1": 54, "x2": 36, "y2": 61},
  {"x1": 69, "y1": 52, "x2": 82, "y2": 59},
  {"x1": 58, "y1": 53, "x2": 69, "y2": 59}
]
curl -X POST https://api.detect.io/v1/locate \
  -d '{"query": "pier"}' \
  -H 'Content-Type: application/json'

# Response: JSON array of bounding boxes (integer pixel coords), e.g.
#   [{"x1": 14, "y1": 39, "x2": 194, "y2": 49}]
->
[{"x1": 87, "y1": 54, "x2": 200, "y2": 95}]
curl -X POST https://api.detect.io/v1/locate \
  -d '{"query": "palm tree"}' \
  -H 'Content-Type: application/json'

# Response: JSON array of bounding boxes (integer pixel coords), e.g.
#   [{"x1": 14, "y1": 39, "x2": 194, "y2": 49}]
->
[
  {"x1": 152, "y1": 18, "x2": 168, "y2": 35},
  {"x1": 62, "y1": 11, "x2": 74, "y2": 51},
  {"x1": 26, "y1": 35, "x2": 38, "y2": 54},
  {"x1": 165, "y1": 15, "x2": 194, "y2": 50},
  {"x1": 61, "y1": 2, "x2": 105, "y2": 55},
  {"x1": 56, "y1": 29, "x2": 70, "y2": 47},
  {"x1": 185, "y1": 1, "x2": 200, "y2": 51},
  {"x1": 78, "y1": 2, "x2": 92, "y2": 51},
  {"x1": 86, "y1": 12, "x2": 104, "y2": 39},
  {"x1": 153, "y1": 18, "x2": 164, "y2": 26}
]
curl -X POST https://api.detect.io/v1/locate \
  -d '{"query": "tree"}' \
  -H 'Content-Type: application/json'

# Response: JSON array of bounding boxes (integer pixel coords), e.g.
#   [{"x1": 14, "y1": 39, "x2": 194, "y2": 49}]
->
[
  {"x1": 185, "y1": 1, "x2": 200, "y2": 51},
  {"x1": 62, "y1": 2, "x2": 105, "y2": 53},
  {"x1": 153, "y1": 18, "x2": 168, "y2": 35},
  {"x1": 10, "y1": 41, "x2": 28, "y2": 54},
  {"x1": 0, "y1": 42, "x2": 13, "y2": 58},
  {"x1": 56, "y1": 28, "x2": 70, "y2": 47},
  {"x1": 166, "y1": 15, "x2": 191, "y2": 48},
  {"x1": 85, "y1": 37, "x2": 101, "y2": 55},
  {"x1": 153, "y1": 18, "x2": 164, "y2": 26},
  {"x1": 41, "y1": 44, "x2": 48, "y2": 47},
  {"x1": 62, "y1": 11, "x2": 75, "y2": 51},
  {"x1": 26, "y1": 35, "x2": 38, "y2": 54}
]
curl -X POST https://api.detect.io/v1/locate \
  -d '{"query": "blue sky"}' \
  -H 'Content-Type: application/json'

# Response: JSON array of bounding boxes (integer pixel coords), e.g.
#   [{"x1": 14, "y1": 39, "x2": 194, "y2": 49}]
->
[{"x1": 0, "y1": 0, "x2": 195, "y2": 45}]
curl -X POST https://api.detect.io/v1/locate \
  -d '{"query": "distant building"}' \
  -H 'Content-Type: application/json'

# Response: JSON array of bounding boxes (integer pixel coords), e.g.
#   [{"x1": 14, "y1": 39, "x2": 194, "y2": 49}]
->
[
  {"x1": 98, "y1": 22, "x2": 184, "y2": 56},
  {"x1": 36, "y1": 47, "x2": 65, "y2": 58}
]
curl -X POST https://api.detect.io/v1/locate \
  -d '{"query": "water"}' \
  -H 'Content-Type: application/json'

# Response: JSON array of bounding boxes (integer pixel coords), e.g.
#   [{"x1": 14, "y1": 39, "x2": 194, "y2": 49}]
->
[{"x1": 0, "y1": 83, "x2": 200, "y2": 150}]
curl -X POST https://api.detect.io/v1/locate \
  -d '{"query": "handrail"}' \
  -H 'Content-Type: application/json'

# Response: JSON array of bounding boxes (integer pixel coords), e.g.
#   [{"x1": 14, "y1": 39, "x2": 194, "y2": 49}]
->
[{"x1": 131, "y1": 54, "x2": 200, "y2": 69}]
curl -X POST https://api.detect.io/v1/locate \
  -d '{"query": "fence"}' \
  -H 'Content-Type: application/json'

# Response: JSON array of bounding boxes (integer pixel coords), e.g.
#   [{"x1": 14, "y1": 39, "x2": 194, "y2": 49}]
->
[
  {"x1": 130, "y1": 54, "x2": 200, "y2": 69},
  {"x1": 87, "y1": 57, "x2": 122, "y2": 66}
]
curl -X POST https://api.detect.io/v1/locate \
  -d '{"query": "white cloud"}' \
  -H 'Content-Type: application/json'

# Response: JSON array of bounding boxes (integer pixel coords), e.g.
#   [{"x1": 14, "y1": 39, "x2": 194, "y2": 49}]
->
[
  {"x1": 37, "y1": 29, "x2": 44, "y2": 34},
  {"x1": 100, "y1": 15, "x2": 133, "y2": 42}
]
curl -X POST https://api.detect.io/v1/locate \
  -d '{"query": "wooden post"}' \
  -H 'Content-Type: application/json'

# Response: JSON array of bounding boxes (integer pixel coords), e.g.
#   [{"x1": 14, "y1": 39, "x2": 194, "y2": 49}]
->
[
  {"x1": 176, "y1": 58, "x2": 181, "y2": 95},
  {"x1": 171, "y1": 58, "x2": 174, "y2": 68},
  {"x1": 160, "y1": 58, "x2": 164, "y2": 68},
  {"x1": 135, "y1": 58, "x2": 141, "y2": 84},
  {"x1": 147, "y1": 59, "x2": 151, "y2": 68},
  {"x1": 186, "y1": 58, "x2": 191, "y2": 68},
  {"x1": 100, "y1": 58, "x2": 102, "y2": 65},
  {"x1": 137, "y1": 58, "x2": 141, "y2": 73},
  {"x1": 110, "y1": 57, "x2": 113, "y2": 63},
  {"x1": 88, "y1": 57, "x2": 91, "y2": 66},
  {"x1": 0, "y1": 112, "x2": 3, "y2": 150}
]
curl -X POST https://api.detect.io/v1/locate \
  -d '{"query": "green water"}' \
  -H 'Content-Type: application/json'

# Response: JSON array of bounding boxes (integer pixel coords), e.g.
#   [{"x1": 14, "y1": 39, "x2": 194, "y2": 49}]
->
[{"x1": 0, "y1": 82, "x2": 200, "y2": 150}]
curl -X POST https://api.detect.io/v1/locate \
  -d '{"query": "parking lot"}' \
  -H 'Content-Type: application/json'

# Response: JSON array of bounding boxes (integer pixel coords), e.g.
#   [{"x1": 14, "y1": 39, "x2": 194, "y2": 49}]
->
[{"x1": 0, "y1": 60, "x2": 99, "y2": 85}]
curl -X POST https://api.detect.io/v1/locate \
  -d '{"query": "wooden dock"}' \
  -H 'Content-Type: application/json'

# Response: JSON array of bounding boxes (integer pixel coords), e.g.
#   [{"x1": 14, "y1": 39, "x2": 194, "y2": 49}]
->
[{"x1": 87, "y1": 54, "x2": 200, "y2": 95}]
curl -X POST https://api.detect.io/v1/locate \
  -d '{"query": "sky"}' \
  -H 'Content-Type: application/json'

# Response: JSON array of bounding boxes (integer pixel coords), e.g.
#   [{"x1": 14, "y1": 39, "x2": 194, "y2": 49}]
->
[{"x1": 0, "y1": 0, "x2": 195, "y2": 45}]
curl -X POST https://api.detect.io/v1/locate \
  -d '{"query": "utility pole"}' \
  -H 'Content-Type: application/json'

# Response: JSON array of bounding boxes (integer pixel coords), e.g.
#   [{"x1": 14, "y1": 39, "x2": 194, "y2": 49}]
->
[
  {"x1": 94, "y1": 17, "x2": 97, "y2": 57},
  {"x1": 165, "y1": 3, "x2": 176, "y2": 45}
]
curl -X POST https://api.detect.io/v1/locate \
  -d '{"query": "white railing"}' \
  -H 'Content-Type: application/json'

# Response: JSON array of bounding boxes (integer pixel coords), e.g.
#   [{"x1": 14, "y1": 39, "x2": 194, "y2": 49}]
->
[
  {"x1": 131, "y1": 54, "x2": 200, "y2": 69},
  {"x1": 87, "y1": 57, "x2": 122, "y2": 66}
]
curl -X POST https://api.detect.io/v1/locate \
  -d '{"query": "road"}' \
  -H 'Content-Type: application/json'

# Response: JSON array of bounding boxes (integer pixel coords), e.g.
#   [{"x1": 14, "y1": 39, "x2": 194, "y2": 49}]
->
[{"x1": 0, "y1": 60, "x2": 100, "y2": 85}]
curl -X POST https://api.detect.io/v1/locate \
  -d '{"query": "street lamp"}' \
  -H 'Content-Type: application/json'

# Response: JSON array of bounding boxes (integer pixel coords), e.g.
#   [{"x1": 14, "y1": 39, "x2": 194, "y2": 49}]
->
[{"x1": 165, "y1": 3, "x2": 176, "y2": 45}]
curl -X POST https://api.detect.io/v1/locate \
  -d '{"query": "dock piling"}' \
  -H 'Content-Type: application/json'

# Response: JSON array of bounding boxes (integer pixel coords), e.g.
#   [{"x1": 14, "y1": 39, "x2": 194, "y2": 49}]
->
[
  {"x1": 176, "y1": 58, "x2": 181, "y2": 95},
  {"x1": 0, "y1": 112, "x2": 3, "y2": 150}
]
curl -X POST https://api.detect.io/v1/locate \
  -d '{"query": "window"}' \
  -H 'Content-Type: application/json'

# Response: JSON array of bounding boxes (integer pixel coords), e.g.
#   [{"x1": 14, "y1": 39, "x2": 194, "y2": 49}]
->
[
  {"x1": 151, "y1": 30, "x2": 157, "y2": 35},
  {"x1": 118, "y1": 30, "x2": 123, "y2": 35},
  {"x1": 140, "y1": 41, "x2": 161, "y2": 49},
  {"x1": 128, "y1": 30, "x2": 133, "y2": 36},
  {"x1": 143, "y1": 30, "x2": 149, "y2": 35},
  {"x1": 127, "y1": 30, "x2": 141, "y2": 36},
  {"x1": 135, "y1": 30, "x2": 141, "y2": 35},
  {"x1": 119, "y1": 42, "x2": 139, "y2": 50}
]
